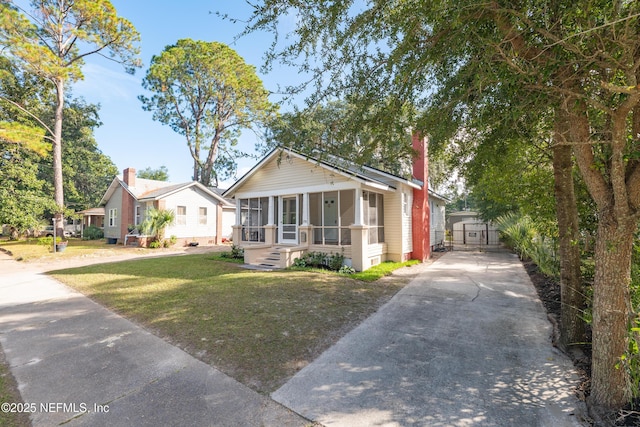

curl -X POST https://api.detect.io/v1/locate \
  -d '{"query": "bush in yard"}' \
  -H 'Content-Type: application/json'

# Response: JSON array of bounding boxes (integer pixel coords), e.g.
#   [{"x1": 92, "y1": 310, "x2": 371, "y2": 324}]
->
[
  {"x1": 496, "y1": 212, "x2": 559, "y2": 277},
  {"x1": 339, "y1": 265, "x2": 355, "y2": 274},
  {"x1": 37, "y1": 236, "x2": 63, "y2": 246},
  {"x1": 219, "y1": 245, "x2": 245, "y2": 260},
  {"x1": 327, "y1": 252, "x2": 345, "y2": 271},
  {"x1": 294, "y1": 251, "x2": 347, "y2": 272},
  {"x1": 293, "y1": 257, "x2": 307, "y2": 267},
  {"x1": 83, "y1": 225, "x2": 104, "y2": 240},
  {"x1": 231, "y1": 244, "x2": 244, "y2": 259}
]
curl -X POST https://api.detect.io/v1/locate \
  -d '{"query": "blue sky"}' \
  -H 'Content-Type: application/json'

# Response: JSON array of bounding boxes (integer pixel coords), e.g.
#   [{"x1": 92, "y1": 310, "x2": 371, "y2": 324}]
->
[{"x1": 71, "y1": 0, "x2": 303, "y2": 188}]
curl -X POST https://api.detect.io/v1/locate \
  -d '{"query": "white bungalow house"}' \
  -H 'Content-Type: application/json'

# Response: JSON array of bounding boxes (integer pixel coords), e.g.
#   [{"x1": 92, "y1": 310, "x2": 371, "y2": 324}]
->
[
  {"x1": 223, "y1": 135, "x2": 448, "y2": 271},
  {"x1": 100, "y1": 168, "x2": 235, "y2": 246}
]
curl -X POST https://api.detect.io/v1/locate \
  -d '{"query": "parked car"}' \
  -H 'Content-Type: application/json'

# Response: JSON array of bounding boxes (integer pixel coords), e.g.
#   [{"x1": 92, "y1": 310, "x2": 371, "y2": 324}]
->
[{"x1": 43, "y1": 226, "x2": 72, "y2": 238}]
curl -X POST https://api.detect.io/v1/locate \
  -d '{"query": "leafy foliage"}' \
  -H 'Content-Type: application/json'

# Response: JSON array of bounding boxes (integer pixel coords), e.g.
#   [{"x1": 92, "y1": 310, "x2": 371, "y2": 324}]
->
[
  {"x1": 0, "y1": 0, "x2": 140, "y2": 227},
  {"x1": 139, "y1": 208, "x2": 175, "y2": 243},
  {"x1": 0, "y1": 142, "x2": 55, "y2": 238},
  {"x1": 292, "y1": 251, "x2": 346, "y2": 272},
  {"x1": 266, "y1": 100, "x2": 416, "y2": 177},
  {"x1": 140, "y1": 39, "x2": 275, "y2": 187},
  {"x1": 495, "y1": 213, "x2": 559, "y2": 278},
  {"x1": 241, "y1": 0, "x2": 640, "y2": 408},
  {"x1": 38, "y1": 98, "x2": 118, "y2": 211},
  {"x1": 82, "y1": 225, "x2": 104, "y2": 240},
  {"x1": 137, "y1": 166, "x2": 169, "y2": 181}
]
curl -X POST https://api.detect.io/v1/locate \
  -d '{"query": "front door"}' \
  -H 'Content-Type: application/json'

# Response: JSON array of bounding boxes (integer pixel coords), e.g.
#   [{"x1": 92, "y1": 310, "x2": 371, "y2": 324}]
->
[{"x1": 280, "y1": 196, "x2": 298, "y2": 244}]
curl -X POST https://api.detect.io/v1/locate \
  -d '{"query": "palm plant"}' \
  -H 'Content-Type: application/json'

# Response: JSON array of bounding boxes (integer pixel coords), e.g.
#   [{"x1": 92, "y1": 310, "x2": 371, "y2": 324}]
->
[
  {"x1": 139, "y1": 208, "x2": 175, "y2": 243},
  {"x1": 496, "y1": 212, "x2": 559, "y2": 277}
]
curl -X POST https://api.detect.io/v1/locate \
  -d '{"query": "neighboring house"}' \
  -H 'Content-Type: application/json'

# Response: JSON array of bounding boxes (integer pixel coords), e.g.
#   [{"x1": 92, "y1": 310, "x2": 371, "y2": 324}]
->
[
  {"x1": 78, "y1": 207, "x2": 105, "y2": 229},
  {"x1": 99, "y1": 168, "x2": 235, "y2": 246},
  {"x1": 223, "y1": 134, "x2": 449, "y2": 271}
]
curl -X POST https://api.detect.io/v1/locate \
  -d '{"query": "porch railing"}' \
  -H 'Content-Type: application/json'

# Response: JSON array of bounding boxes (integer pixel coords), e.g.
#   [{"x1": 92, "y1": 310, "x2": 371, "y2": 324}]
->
[
  {"x1": 312, "y1": 227, "x2": 351, "y2": 245},
  {"x1": 241, "y1": 226, "x2": 265, "y2": 243}
]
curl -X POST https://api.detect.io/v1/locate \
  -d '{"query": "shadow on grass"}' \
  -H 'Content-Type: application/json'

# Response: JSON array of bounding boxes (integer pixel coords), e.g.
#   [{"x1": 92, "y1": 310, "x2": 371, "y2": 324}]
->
[{"x1": 49, "y1": 254, "x2": 410, "y2": 393}]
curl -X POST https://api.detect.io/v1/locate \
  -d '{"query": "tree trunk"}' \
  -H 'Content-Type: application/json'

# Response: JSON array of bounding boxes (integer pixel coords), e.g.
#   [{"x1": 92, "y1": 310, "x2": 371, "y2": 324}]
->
[
  {"x1": 53, "y1": 79, "x2": 65, "y2": 236},
  {"x1": 551, "y1": 115, "x2": 586, "y2": 348},
  {"x1": 589, "y1": 212, "x2": 635, "y2": 408},
  {"x1": 193, "y1": 160, "x2": 199, "y2": 182}
]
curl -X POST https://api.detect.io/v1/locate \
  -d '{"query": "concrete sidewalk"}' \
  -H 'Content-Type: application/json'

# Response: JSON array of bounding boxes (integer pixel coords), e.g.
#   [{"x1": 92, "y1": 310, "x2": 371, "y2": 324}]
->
[
  {"x1": 0, "y1": 252, "x2": 307, "y2": 426},
  {"x1": 273, "y1": 251, "x2": 588, "y2": 426}
]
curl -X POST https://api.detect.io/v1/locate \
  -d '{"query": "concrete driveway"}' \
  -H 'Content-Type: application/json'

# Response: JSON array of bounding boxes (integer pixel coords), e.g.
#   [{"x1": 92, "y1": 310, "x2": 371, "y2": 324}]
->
[{"x1": 272, "y1": 250, "x2": 588, "y2": 426}]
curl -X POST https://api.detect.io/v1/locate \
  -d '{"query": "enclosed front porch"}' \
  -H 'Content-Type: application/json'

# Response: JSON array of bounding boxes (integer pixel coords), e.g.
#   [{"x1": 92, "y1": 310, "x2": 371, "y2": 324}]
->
[{"x1": 231, "y1": 189, "x2": 387, "y2": 271}]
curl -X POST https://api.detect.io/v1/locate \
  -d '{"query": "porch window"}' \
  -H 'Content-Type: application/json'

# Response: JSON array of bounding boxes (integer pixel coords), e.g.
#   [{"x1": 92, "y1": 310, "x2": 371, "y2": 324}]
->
[
  {"x1": 240, "y1": 197, "x2": 269, "y2": 242},
  {"x1": 135, "y1": 206, "x2": 142, "y2": 225},
  {"x1": 108, "y1": 208, "x2": 117, "y2": 227},
  {"x1": 363, "y1": 191, "x2": 384, "y2": 244},
  {"x1": 309, "y1": 190, "x2": 354, "y2": 245},
  {"x1": 177, "y1": 206, "x2": 187, "y2": 225}
]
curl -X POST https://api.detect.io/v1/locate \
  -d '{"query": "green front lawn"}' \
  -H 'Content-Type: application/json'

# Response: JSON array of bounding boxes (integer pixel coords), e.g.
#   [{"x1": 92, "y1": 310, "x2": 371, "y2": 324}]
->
[
  {"x1": 0, "y1": 238, "x2": 148, "y2": 262},
  {"x1": 50, "y1": 254, "x2": 412, "y2": 393}
]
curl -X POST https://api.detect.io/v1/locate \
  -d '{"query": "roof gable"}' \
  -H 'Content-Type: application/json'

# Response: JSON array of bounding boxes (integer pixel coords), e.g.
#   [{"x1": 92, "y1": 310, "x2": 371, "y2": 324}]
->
[
  {"x1": 100, "y1": 176, "x2": 233, "y2": 207},
  {"x1": 224, "y1": 147, "x2": 421, "y2": 197},
  {"x1": 138, "y1": 181, "x2": 233, "y2": 206}
]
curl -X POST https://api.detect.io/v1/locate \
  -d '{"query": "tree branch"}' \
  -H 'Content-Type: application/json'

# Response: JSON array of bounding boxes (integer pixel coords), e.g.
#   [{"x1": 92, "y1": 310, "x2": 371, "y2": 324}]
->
[{"x1": 0, "y1": 96, "x2": 55, "y2": 137}]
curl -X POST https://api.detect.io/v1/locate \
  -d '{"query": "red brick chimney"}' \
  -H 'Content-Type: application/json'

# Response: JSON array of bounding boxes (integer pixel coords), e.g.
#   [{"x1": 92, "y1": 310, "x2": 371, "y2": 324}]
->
[
  {"x1": 411, "y1": 132, "x2": 431, "y2": 262},
  {"x1": 123, "y1": 167, "x2": 136, "y2": 187}
]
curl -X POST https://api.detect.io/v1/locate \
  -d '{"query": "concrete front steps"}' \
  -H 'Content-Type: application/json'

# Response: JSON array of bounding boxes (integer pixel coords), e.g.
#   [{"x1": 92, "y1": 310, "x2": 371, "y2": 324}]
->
[
  {"x1": 242, "y1": 247, "x2": 284, "y2": 271},
  {"x1": 256, "y1": 249, "x2": 282, "y2": 269}
]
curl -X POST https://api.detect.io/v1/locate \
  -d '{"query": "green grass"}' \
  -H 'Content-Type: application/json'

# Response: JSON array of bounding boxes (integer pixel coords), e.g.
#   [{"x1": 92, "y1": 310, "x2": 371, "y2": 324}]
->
[
  {"x1": 0, "y1": 348, "x2": 32, "y2": 427},
  {"x1": 350, "y1": 260, "x2": 421, "y2": 281},
  {"x1": 0, "y1": 238, "x2": 159, "y2": 262},
  {"x1": 206, "y1": 252, "x2": 245, "y2": 264},
  {"x1": 50, "y1": 254, "x2": 411, "y2": 393}
]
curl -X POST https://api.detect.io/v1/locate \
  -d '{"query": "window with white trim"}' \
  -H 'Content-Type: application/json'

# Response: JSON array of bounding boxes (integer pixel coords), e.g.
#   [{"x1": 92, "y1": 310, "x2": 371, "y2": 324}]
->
[
  {"x1": 309, "y1": 190, "x2": 354, "y2": 245},
  {"x1": 363, "y1": 191, "x2": 384, "y2": 244},
  {"x1": 108, "y1": 208, "x2": 117, "y2": 227},
  {"x1": 199, "y1": 207, "x2": 207, "y2": 225},
  {"x1": 402, "y1": 191, "x2": 410, "y2": 216},
  {"x1": 240, "y1": 198, "x2": 269, "y2": 242},
  {"x1": 177, "y1": 206, "x2": 187, "y2": 225}
]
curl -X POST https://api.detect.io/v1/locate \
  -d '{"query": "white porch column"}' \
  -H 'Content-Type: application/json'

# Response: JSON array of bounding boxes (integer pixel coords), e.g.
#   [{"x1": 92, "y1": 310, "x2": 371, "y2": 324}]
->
[
  {"x1": 302, "y1": 193, "x2": 309, "y2": 225},
  {"x1": 354, "y1": 188, "x2": 363, "y2": 225},
  {"x1": 268, "y1": 196, "x2": 275, "y2": 225},
  {"x1": 235, "y1": 199, "x2": 241, "y2": 225}
]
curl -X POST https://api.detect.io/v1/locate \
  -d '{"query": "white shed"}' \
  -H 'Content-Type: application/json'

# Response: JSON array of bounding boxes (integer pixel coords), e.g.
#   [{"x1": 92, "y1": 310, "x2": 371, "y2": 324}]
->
[{"x1": 452, "y1": 220, "x2": 500, "y2": 248}]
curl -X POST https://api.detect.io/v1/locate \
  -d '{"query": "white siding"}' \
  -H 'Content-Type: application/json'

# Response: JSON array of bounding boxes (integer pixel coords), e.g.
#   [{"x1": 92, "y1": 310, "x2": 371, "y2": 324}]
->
[
  {"x1": 161, "y1": 187, "x2": 219, "y2": 238},
  {"x1": 402, "y1": 190, "x2": 413, "y2": 254},
  {"x1": 382, "y1": 190, "x2": 404, "y2": 261},
  {"x1": 222, "y1": 208, "x2": 235, "y2": 240},
  {"x1": 430, "y1": 199, "x2": 446, "y2": 246}
]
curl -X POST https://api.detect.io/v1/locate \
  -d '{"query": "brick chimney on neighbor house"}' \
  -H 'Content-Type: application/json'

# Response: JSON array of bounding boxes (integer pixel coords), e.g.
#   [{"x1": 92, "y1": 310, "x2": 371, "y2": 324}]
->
[
  {"x1": 411, "y1": 132, "x2": 431, "y2": 262},
  {"x1": 123, "y1": 167, "x2": 136, "y2": 187}
]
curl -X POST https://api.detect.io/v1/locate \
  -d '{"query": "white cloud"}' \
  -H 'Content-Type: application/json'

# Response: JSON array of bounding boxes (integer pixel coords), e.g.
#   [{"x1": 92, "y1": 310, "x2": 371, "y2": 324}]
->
[{"x1": 72, "y1": 63, "x2": 141, "y2": 103}]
